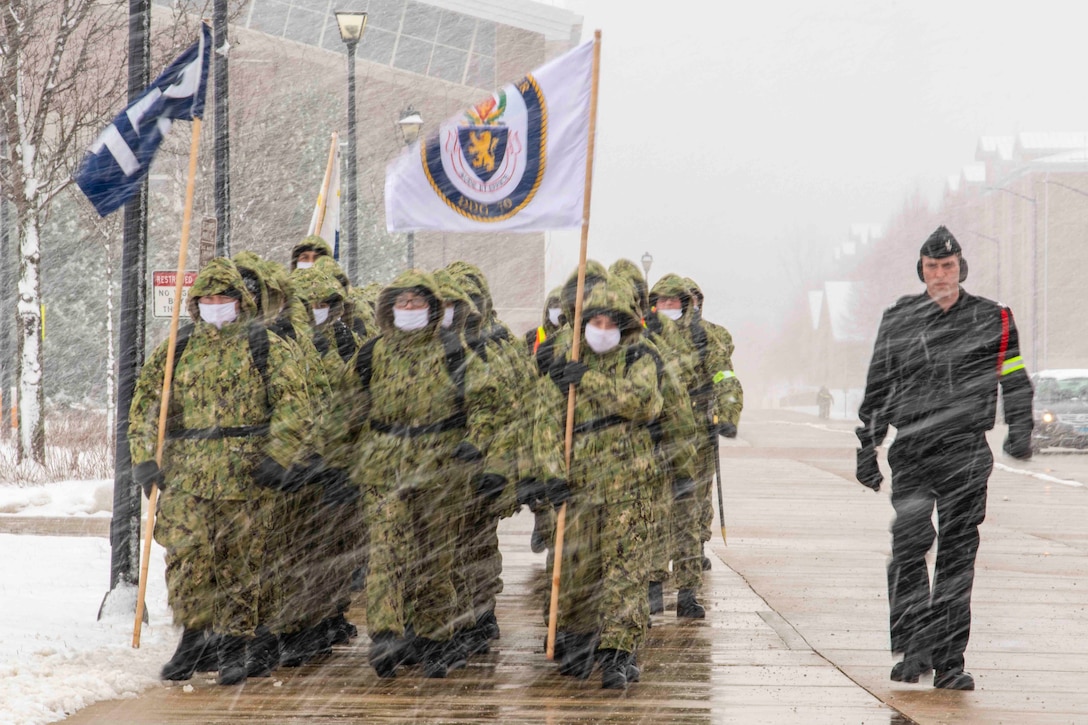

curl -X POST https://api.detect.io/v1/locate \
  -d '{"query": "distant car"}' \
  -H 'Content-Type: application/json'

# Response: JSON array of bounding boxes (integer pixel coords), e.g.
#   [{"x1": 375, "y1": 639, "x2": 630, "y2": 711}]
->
[{"x1": 1030, "y1": 369, "x2": 1088, "y2": 452}]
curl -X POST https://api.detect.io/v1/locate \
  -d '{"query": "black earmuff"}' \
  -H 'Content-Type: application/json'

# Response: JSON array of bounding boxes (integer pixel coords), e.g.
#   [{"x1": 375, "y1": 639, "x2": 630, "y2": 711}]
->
[{"x1": 917, "y1": 256, "x2": 968, "y2": 283}]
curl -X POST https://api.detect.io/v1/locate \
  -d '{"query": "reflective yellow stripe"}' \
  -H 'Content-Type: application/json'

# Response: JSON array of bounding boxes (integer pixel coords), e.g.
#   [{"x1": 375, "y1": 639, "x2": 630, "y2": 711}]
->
[
  {"x1": 713, "y1": 370, "x2": 736, "y2": 384},
  {"x1": 1001, "y1": 356, "x2": 1025, "y2": 376}
]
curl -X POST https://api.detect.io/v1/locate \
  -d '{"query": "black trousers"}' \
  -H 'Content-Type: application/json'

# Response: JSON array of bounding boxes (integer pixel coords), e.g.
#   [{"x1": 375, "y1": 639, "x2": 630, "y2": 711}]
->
[{"x1": 886, "y1": 430, "x2": 991, "y2": 672}]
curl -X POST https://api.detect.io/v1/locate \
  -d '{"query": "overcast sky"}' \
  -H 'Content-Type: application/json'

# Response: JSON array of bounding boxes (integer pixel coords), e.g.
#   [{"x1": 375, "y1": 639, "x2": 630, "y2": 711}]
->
[{"x1": 545, "y1": 1, "x2": 1088, "y2": 353}]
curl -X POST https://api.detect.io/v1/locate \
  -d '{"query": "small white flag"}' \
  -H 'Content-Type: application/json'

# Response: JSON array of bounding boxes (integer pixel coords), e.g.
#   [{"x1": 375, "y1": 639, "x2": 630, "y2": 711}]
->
[
  {"x1": 308, "y1": 141, "x2": 341, "y2": 257},
  {"x1": 385, "y1": 39, "x2": 594, "y2": 233}
]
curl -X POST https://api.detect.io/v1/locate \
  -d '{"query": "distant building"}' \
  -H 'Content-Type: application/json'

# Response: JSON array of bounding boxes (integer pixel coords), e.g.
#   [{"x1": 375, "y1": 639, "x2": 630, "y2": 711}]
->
[{"x1": 153, "y1": 0, "x2": 582, "y2": 334}]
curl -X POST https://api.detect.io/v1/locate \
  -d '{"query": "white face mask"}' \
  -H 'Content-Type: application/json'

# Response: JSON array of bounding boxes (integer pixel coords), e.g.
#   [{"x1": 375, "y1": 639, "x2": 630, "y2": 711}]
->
[
  {"x1": 198, "y1": 301, "x2": 238, "y2": 329},
  {"x1": 296, "y1": 261, "x2": 314, "y2": 269},
  {"x1": 547, "y1": 307, "x2": 562, "y2": 326},
  {"x1": 393, "y1": 307, "x2": 430, "y2": 332},
  {"x1": 661, "y1": 308, "x2": 683, "y2": 321},
  {"x1": 585, "y1": 324, "x2": 621, "y2": 354},
  {"x1": 312, "y1": 307, "x2": 330, "y2": 326},
  {"x1": 441, "y1": 306, "x2": 455, "y2": 329}
]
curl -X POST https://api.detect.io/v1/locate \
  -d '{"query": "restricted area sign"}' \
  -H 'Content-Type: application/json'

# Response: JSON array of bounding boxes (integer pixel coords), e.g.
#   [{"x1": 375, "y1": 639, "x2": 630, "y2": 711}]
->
[{"x1": 153, "y1": 271, "x2": 198, "y2": 319}]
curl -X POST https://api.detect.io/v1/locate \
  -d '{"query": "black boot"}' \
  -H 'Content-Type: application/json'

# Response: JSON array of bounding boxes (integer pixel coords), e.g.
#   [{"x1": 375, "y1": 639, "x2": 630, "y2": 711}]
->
[
  {"x1": 399, "y1": 626, "x2": 421, "y2": 666},
  {"x1": 626, "y1": 652, "x2": 641, "y2": 683},
  {"x1": 195, "y1": 632, "x2": 220, "y2": 672},
  {"x1": 278, "y1": 629, "x2": 310, "y2": 668},
  {"x1": 599, "y1": 649, "x2": 630, "y2": 690},
  {"x1": 368, "y1": 631, "x2": 400, "y2": 678},
  {"x1": 462, "y1": 624, "x2": 490, "y2": 656},
  {"x1": 701, "y1": 555, "x2": 712, "y2": 571},
  {"x1": 558, "y1": 632, "x2": 596, "y2": 680},
  {"x1": 477, "y1": 609, "x2": 500, "y2": 640},
  {"x1": 246, "y1": 626, "x2": 280, "y2": 678},
  {"x1": 217, "y1": 635, "x2": 248, "y2": 686},
  {"x1": 327, "y1": 612, "x2": 357, "y2": 646},
  {"x1": 677, "y1": 588, "x2": 706, "y2": 619},
  {"x1": 934, "y1": 666, "x2": 975, "y2": 690},
  {"x1": 890, "y1": 653, "x2": 932, "y2": 683},
  {"x1": 648, "y1": 581, "x2": 664, "y2": 615},
  {"x1": 160, "y1": 628, "x2": 209, "y2": 681},
  {"x1": 418, "y1": 637, "x2": 448, "y2": 678},
  {"x1": 444, "y1": 635, "x2": 469, "y2": 671}
]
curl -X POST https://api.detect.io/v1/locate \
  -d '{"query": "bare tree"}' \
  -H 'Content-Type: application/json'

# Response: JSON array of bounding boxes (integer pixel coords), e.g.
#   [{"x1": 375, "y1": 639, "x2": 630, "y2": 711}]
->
[{"x1": 0, "y1": 1, "x2": 132, "y2": 464}]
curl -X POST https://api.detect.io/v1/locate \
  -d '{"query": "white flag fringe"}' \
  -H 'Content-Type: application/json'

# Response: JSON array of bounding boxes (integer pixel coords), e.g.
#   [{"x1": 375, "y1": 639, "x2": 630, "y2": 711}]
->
[{"x1": 385, "y1": 39, "x2": 594, "y2": 233}]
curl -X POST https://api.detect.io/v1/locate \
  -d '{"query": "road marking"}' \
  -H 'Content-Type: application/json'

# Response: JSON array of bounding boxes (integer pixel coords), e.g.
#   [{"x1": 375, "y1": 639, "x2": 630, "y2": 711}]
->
[
  {"x1": 759, "y1": 419, "x2": 858, "y2": 435},
  {"x1": 994, "y1": 462, "x2": 1085, "y2": 488}
]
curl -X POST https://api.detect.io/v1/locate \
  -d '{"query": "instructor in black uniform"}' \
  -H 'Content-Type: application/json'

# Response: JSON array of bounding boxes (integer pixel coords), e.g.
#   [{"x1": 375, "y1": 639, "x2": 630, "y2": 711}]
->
[{"x1": 856, "y1": 226, "x2": 1033, "y2": 691}]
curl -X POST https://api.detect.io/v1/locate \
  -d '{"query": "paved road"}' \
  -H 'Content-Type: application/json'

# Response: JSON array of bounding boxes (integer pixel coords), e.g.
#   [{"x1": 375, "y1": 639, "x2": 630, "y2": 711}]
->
[{"x1": 61, "y1": 409, "x2": 1088, "y2": 723}]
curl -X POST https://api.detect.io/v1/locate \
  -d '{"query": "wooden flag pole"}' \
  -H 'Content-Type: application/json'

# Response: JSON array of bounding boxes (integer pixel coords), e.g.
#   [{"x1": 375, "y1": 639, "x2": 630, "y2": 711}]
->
[
  {"x1": 547, "y1": 29, "x2": 602, "y2": 661},
  {"x1": 310, "y1": 131, "x2": 339, "y2": 235},
  {"x1": 133, "y1": 117, "x2": 204, "y2": 648}
]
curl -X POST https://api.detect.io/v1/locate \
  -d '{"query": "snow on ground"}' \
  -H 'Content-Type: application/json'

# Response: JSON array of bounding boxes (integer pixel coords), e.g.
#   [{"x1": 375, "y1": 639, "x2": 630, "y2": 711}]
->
[{"x1": 0, "y1": 481, "x2": 174, "y2": 725}]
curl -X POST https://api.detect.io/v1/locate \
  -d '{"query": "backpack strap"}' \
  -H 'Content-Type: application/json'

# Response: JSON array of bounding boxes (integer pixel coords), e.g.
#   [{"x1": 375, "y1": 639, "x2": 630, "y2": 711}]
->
[
  {"x1": 354, "y1": 335, "x2": 381, "y2": 392},
  {"x1": 247, "y1": 323, "x2": 271, "y2": 411},
  {"x1": 439, "y1": 328, "x2": 468, "y2": 413}
]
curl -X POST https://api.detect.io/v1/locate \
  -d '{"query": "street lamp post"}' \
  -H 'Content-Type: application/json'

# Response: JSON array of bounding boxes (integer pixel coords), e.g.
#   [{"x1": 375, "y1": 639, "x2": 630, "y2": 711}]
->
[
  {"x1": 398, "y1": 106, "x2": 423, "y2": 269},
  {"x1": 987, "y1": 185, "x2": 1038, "y2": 367},
  {"x1": 335, "y1": 10, "x2": 367, "y2": 284},
  {"x1": 640, "y1": 251, "x2": 653, "y2": 283}
]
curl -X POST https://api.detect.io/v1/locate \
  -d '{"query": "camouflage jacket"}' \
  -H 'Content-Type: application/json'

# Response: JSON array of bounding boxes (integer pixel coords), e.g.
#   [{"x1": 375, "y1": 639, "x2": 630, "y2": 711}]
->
[
  {"x1": 129, "y1": 258, "x2": 312, "y2": 501},
  {"x1": 534, "y1": 278, "x2": 664, "y2": 506}
]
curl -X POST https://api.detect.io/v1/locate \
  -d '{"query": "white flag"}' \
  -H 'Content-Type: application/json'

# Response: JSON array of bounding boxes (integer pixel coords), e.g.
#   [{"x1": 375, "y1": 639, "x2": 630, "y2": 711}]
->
[
  {"x1": 308, "y1": 142, "x2": 341, "y2": 256},
  {"x1": 385, "y1": 39, "x2": 594, "y2": 233}
]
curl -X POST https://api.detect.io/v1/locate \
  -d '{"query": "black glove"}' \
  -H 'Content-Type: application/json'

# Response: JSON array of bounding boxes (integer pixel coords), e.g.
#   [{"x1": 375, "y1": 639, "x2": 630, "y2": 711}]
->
[
  {"x1": 280, "y1": 461, "x2": 315, "y2": 493},
  {"x1": 133, "y1": 460, "x2": 164, "y2": 499},
  {"x1": 474, "y1": 473, "x2": 507, "y2": 502},
  {"x1": 321, "y1": 468, "x2": 360, "y2": 507},
  {"x1": 856, "y1": 447, "x2": 883, "y2": 492},
  {"x1": 515, "y1": 477, "x2": 545, "y2": 507},
  {"x1": 549, "y1": 359, "x2": 589, "y2": 390},
  {"x1": 252, "y1": 456, "x2": 289, "y2": 491},
  {"x1": 718, "y1": 421, "x2": 738, "y2": 439},
  {"x1": 451, "y1": 441, "x2": 483, "y2": 463},
  {"x1": 545, "y1": 477, "x2": 571, "y2": 509},
  {"x1": 1003, "y1": 427, "x2": 1033, "y2": 460},
  {"x1": 672, "y1": 478, "x2": 695, "y2": 501}
]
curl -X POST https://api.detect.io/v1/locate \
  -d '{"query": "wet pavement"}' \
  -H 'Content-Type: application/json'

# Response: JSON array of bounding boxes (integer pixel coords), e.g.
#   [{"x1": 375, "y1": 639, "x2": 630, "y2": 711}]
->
[{"x1": 60, "y1": 409, "x2": 1088, "y2": 723}]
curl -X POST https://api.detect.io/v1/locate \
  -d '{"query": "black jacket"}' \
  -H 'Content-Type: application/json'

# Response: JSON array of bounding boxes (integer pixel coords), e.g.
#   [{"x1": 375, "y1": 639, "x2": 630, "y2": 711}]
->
[{"x1": 857, "y1": 289, "x2": 1033, "y2": 451}]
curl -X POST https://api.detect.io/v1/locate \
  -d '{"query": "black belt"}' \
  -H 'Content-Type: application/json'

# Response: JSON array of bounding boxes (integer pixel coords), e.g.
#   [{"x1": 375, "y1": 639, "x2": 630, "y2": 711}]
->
[
  {"x1": 370, "y1": 413, "x2": 466, "y2": 438},
  {"x1": 166, "y1": 424, "x2": 270, "y2": 440},
  {"x1": 573, "y1": 414, "x2": 629, "y2": 435}
]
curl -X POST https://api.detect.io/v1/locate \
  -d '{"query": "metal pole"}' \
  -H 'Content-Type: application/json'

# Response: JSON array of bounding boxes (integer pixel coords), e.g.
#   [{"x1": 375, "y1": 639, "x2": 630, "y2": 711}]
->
[
  {"x1": 108, "y1": 0, "x2": 150, "y2": 595},
  {"x1": 406, "y1": 231, "x2": 414, "y2": 269},
  {"x1": 344, "y1": 40, "x2": 358, "y2": 284},
  {"x1": 213, "y1": 0, "x2": 230, "y2": 257}
]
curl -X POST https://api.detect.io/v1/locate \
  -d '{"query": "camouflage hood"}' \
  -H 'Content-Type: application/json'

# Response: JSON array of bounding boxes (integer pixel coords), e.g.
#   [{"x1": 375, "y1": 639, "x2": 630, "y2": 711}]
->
[
  {"x1": 187, "y1": 257, "x2": 256, "y2": 323},
  {"x1": 684, "y1": 276, "x2": 704, "y2": 310},
  {"x1": 580, "y1": 276, "x2": 642, "y2": 346},
  {"x1": 609, "y1": 258, "x2": 650, "y2": 317},
  {"x1": 649, "y1": 273, "x2": 695, "y2": 321},
  {"x1": 233, "y1": 251, "x2": 271, "y2": 322},
  {"x1": 290, "y1": 234, "x2": 333, "y2": 270},
  {"x1": 541, "y1": 285, "x2": 564, "y2": 330},
  {"x1": 561, "y1": 259, "x2": 609, "y2": 323},
  {"x1": 291, "y1": 262, "x2": 347, "y2": 326},
  {"x1": 260, "y1": 259, "x2": 291, "y2": 317},
  {"x1": 376, "y1": 268, "x2": 443, "y2": 337},
  {"x1": 445, "y1": 260, "x2": 493, "y2": 321},
  {"x1": 434, "y1": 268, "x2": 478, "y2": 333}
]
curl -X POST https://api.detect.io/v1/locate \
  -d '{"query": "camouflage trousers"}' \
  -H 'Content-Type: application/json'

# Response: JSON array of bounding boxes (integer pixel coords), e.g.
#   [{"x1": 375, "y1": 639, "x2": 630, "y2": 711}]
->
[
  {"x1": 669, "y1": 484, "x2": 703, "y2": 591},
  {"x1": 462, "y1": 496, "x2": 504, "y2": 619},
  {"x1": 154, "y1": 490, "x2": 268, "y2": 637},
  {"x1": 647, "y1": 471, "x2": 671, "y2": 584},
  {"x1": 366, "y1": 485, "x2": 458, "y2": 642},
  {"x1": 552, "y1": 496, "x2": 651, "y2": 654}
]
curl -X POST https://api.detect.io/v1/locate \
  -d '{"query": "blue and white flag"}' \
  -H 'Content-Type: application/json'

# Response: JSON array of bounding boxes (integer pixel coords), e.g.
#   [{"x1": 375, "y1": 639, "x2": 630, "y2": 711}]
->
[
  {"x1": 385, "y1": 39, "x2": 594, "y2": 232},
  {"x1": 76, "y1": 23, "x2": 211, "y2": 217}
]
